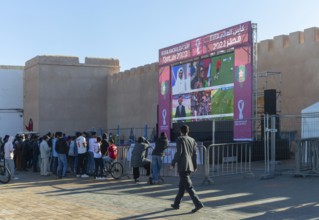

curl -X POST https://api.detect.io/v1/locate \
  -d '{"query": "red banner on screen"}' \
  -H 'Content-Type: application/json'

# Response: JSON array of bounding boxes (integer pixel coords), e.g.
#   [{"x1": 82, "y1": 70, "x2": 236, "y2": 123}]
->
[{"x1": 159, "y1": 21, "x2": 251, "y2": 66}]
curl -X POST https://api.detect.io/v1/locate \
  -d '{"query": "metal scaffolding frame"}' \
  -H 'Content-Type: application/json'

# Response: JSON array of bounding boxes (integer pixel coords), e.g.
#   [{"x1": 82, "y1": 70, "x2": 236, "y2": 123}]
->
[
  {"x1": 254, "y1": 71, "x2": 282, "y2": 139},
  {"x1": 251, "y1": 23, "x2": 258, "y2": 140},
  {"x1": 251, "y1": 23, "x2": 282, "y2": 140}
]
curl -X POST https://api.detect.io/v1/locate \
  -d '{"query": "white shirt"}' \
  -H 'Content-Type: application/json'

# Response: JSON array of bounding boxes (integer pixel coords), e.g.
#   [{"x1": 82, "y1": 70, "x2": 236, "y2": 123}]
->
[
  {"x1": 88, "y1": 137, "x2": 97, "y2": 152},
  {"x1": 4, "y1": 136, "x2": 14, "y2": 160},
  {"x1": 93, "y1": 142, "x2": 102, "y2": 158},
  {"x1": 40, "y1": 140, "x2": 51, "y2": 159},
  {"x1": 76, "y1": 136, "x2": 87, "y2": 154}
]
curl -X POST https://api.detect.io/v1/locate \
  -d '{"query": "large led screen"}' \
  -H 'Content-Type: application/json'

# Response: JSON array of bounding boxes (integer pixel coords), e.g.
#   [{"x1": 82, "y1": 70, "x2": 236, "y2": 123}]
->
[
  {"x1": 171, "y1": 53, "x2": 234, "y2": 123},
  {"x1": 158, "y1": 21, "x2": 253, "y2": 140}
]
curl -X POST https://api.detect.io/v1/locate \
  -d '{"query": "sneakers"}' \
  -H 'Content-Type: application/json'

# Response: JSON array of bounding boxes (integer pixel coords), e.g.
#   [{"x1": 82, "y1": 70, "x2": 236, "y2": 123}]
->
[
  {"x1": 95, "y1": 177, "x2": 106, "y2": 180},
  {"x1": 81, "y1": 174, "x2": 89, "y2": 178},
  {"x1": 12, "y1": 177, "x2": 19, "y2": 180},
  {"x1": 76, "y1": 174, "x2": 81, "y2": 178},
  {"x1": 134, "y1": 179, "x2": 140, "y2": 183}
]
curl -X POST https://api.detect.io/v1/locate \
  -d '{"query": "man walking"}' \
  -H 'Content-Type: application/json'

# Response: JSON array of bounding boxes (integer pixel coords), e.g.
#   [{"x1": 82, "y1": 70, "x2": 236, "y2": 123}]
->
[{"x1": 170, "y1": 125, "x2": 204, "y2": 213}]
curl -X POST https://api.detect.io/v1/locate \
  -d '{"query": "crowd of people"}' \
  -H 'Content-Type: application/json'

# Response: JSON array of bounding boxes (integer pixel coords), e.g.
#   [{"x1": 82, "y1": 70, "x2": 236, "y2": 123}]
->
[
  {"x1": 0, "y1": 130, "x2": 171, "y2": 184},
  {"x1": 0, "y1": 131, "x2": 118, "y2": 180},
  {"x1": 0, "y1": 125, "x2": 204, "y2": 212}
]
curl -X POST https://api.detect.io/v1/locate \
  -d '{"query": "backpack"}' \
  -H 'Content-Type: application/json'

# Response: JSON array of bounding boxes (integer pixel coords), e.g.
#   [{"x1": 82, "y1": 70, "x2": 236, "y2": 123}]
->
[{"x1": 55, "y1": 138, "x2": 65, "y2": 154}]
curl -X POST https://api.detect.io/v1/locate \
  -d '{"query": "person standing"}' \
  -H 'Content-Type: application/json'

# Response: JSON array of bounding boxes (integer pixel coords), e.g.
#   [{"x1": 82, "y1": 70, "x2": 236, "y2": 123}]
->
[
  {"x1": 76, "y1": 132, "x2": 88, "y2": 178},
  {"x1": 93, "y1": 137, "x2": 104, "y2": 180},
  {"x1": 87, "y1": 131, "x2": 97, "y2": 175},
  {"x1": 39, "y1": 135, "x2": 51, "y2": 176},
  {"x1": 170, "y1": 125, "x2": 204, "y2": 213},
  {"x1": 31, "y1": 134, "x2": 40, "y2": 172},
  {"x1": 151, "y1": 132, "x2": 168, "y2": 184},
  {"x1": 14, "y1": 135, "x2": 24, "y2": 171},
  {"x1": 67, "y1": 136, "x2": 77, "y2": 174},
  {"x1": 100, "y1": 133, "x2": 109, "y2": 158},
  {"x1": 55, "y1": 132, "x2": 69, "y2": 178},
  {"x1": 50, "y1": 133, "x2": 58, "y2": 174},
  {"x1": 4, "y1": 136, "x2": 18, "y2": 180}
]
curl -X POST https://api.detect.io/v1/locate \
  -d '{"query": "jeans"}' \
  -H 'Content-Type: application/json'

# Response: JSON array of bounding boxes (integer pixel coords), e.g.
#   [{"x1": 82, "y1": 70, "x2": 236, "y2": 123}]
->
[
  {"x1": 87, "y1": 151, "x2": 95, "y2": 175},
  {"x1": 94, "y1": 158, "x2": 104, "y2": 177},
  {"x1": 57, "y1": 154, "x2": 67, "y2": 177},
  {"x1": 51, "y1": 156, "x2": 58, "y2": 173},
  {"x1": 152, "y1": 155, "x2": 163, "y2": 182}
]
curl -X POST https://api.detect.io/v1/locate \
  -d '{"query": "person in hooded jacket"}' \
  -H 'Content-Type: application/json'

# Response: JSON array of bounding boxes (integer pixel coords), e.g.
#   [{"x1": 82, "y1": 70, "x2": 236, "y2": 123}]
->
[{"x1": 131, "y1": 136, "x2": 151, "y2": 183}]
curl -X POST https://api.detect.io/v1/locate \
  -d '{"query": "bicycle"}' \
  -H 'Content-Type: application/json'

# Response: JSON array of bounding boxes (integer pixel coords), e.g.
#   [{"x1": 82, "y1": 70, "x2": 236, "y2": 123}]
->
[
  {"x1": 0, "y1": 159, "x2": 11, "y2": 184},
  {"x1": 103, "y1": 160, "x2": 124, "y2": 179}
]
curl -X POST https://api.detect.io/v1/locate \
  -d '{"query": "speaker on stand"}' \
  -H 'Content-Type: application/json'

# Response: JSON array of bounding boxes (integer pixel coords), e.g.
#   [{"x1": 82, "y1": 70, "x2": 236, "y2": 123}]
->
[{"x1": 262, "y1": 89, "x2": 280, "y2": 140}]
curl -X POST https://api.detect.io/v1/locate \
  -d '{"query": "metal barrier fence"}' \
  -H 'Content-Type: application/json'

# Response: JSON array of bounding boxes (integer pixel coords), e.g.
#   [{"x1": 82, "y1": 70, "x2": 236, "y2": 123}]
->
[
  {"x1": 202, "y1": 142, "x2": 253, "y2": 184},
  {"x1": 107, "y1": 127, "x2": 156, "y2": 145},
  {"x1": 116, "y1": 143, "x2": 206, "y2": 179},
  {"x1": 295, "y1": 138, "x2": 319, "y2": 177}
]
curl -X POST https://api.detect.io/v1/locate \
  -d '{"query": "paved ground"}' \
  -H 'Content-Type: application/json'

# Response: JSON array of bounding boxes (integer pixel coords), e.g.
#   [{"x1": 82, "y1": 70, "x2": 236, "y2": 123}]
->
[{"x1": 1, "y1": 161, "x2": 319, "y2": 220}]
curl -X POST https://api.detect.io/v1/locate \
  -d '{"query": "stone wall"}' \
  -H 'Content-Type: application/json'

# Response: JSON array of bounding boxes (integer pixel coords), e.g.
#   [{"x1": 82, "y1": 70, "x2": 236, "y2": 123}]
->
[
  {"x1": 258, "y1": 27, "x2": 319, "y2": 115},
  {"x1": 106, "y1": 63, "x2": 158, "y2": 130},
  {"x1": 24, "y1": 56, "x2": 120, "y2": 134}
]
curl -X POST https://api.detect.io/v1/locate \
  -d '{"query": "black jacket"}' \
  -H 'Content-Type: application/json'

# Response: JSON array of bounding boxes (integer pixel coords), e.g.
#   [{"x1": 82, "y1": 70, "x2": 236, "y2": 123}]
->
[{"x1": 152, "y1": 136, "x2": 168, "y2": 157}]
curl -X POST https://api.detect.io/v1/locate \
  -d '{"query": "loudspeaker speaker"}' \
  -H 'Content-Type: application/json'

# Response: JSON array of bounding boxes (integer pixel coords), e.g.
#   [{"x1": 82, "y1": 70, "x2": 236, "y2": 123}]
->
[{"x1": 264, "y1": 89, "x2": 276, "y2": 114}]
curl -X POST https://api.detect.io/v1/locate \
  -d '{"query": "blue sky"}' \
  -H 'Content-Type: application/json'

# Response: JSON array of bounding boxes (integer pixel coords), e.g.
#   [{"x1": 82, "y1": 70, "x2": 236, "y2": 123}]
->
[{"x1": 1, "y1": 0, "x2": 319, "y2": 71}]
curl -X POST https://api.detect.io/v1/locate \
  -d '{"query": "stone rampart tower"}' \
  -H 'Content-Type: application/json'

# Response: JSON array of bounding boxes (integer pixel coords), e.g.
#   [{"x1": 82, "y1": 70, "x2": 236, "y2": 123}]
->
[{"x1": 24, "y1": 56, "x2": 120, "y2": 134}]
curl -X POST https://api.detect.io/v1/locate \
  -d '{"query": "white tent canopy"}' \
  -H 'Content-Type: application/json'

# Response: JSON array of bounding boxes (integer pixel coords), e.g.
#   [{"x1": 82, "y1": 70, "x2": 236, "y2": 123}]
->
[{"x1": 301, "y1": 102, "x2": 319, "y2": 139}]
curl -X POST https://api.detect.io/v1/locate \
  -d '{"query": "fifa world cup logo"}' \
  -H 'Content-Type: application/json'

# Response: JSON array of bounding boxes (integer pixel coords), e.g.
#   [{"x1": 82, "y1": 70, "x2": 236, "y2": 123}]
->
[
  {"x1": 238, "y1": 100, "x2": 244, "y2": 120},
  {"x1": 162, "y1": 109, "x2": 167, "y2": 125}
]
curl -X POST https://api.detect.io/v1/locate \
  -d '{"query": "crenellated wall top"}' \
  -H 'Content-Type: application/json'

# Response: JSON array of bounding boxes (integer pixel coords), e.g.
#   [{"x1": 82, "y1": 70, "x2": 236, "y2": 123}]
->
[
  {"x1": 0, "y1": 65, "x2": 24, "y2": 70},
  {"x1": 258, "y1": 27, "x2": 319, "y2": 52},
  {"x1": 110, "y1": 62, "x2": 158, "y2": 80},
  {"x1": 25, "y1": 55, "x2": 119, "y2": 69}
]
